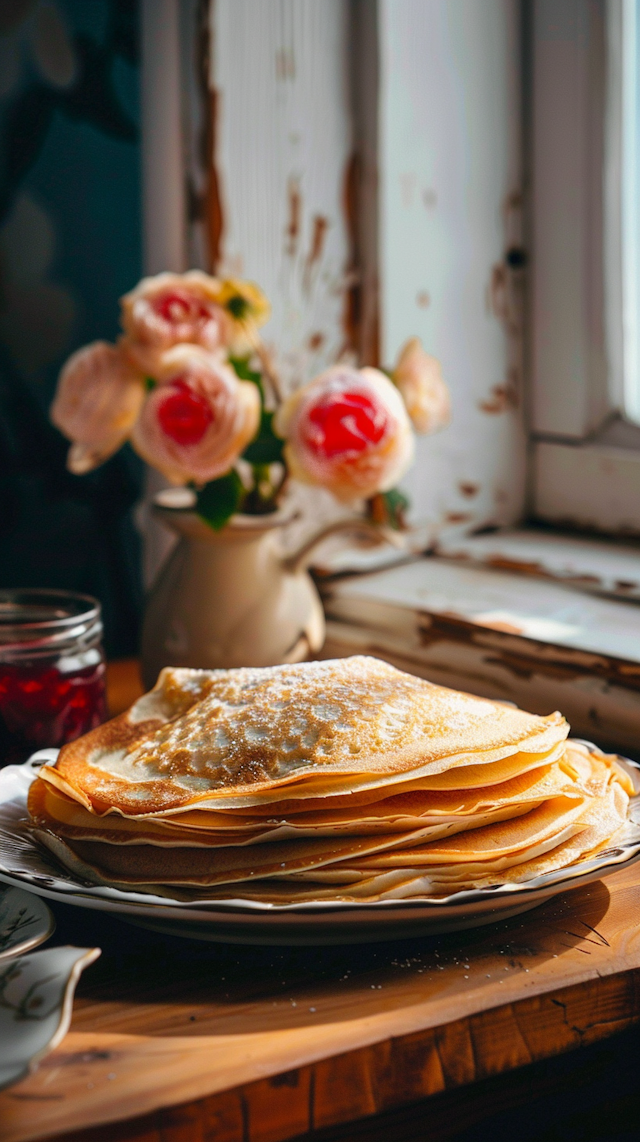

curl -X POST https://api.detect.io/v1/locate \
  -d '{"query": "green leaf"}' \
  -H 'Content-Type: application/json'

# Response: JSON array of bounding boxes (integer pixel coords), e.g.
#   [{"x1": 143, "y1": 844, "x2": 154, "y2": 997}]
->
[
  {"x1": 382, "y1": 487, "x2": 410, "y2": 530},
  {"x1": 242, "y1": 411, "x2": 284, "y2": 464},
  {"x1": 145, "y1": 376, "x2": 157, "y2": 391},
  {"x1": 384, "y1": 487, "x2": 409, "y2": 511},
  {"x1": 229, "y1": 355, "x2": 262, "y2": 388},
  {"x1": 196, "y1": 470, "x2": 244, "y2": 530}
]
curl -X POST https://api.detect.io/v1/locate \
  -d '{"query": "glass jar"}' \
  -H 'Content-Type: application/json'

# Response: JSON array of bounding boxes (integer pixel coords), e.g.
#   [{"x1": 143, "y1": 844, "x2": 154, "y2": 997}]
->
[{"x1": 0, "y1": 589, "x2": 108, "y2": 765}]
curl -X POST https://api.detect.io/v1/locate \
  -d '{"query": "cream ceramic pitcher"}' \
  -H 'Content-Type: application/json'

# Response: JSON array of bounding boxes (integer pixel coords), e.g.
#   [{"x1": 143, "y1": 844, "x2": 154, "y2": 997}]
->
[{"x1": 140, "y1": 495, "x2": 401, "y2": 689}]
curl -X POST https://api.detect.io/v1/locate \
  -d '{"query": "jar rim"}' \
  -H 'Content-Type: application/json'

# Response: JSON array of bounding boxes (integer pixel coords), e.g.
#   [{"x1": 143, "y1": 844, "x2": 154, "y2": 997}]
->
[{"x1": 0, "y1": 589, "x2": 102, "y2": 651}]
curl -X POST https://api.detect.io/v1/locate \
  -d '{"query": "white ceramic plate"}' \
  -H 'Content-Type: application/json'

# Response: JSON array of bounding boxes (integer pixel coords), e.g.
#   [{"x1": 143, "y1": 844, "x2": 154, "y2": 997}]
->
[
  {"x1": 1, "y1": 748, "x2": 640, "y2": 945},
  {"x1": 0, "y1": 884, "x2": 55, "y2": 961},
  {"x1": 0, "y1": 945, "x2": 100, "y2": 1091}
]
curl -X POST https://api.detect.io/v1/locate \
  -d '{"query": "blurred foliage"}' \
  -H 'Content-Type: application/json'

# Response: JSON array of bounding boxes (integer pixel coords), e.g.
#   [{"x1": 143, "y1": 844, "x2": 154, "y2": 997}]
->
[
  {"x1": 0, "y1": 0, "x2": 138, "y2": 225},
  {"x1": 0, "y1": 0, "x2": 143, "y2": 656}
]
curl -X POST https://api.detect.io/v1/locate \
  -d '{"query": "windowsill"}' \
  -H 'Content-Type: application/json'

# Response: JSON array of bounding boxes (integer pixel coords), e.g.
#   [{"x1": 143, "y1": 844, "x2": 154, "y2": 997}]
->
[
  {"x1": 318, "y1": 533, "x2": 640, "y2": 757},
  {"x1": 433, "y1": 524, "x2": 640, "y2": 602},
  {"x1": 312, "y1": 522, "x2": 640, "y2": 601}
]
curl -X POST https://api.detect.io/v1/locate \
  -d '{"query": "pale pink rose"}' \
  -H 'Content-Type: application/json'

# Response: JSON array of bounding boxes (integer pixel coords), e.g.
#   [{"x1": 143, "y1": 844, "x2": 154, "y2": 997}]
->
[
  {"x1": 120, "y1": 271, "x2": 231, "y2": 373},
  {"x1": 274, "y1": 365, "x2": 414, "y2": 502},
  {"x1": 51, "y1": 342, "x2": 145, "y2": 474},
  {"x1": 131, "y1": 345, "x2": 260, "y2": 485},
  {"x1": 392, "y1": 338, "x2": 451, "y2": 434}
]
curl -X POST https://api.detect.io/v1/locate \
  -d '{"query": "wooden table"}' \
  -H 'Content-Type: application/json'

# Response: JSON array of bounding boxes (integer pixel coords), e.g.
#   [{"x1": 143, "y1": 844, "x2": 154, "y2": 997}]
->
[{"x1": 2, "y1": 662, "x2": 640, "y2": 1142}]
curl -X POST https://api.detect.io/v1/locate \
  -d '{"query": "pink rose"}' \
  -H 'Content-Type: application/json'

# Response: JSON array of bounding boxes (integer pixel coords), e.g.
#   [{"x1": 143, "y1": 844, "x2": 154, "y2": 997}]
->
[
  {"x1": 275, "y1": 365, "x2": 414, "y2": 502},
  {"x1": 131, "y1": 345, "x2": 260, "y2": 485},
  {"x1": 51, "y1": 342, "x2": 145, "y2": 474},
  {"x1": 392, "y1": 338, "x2": 451, "y2": 434},
  {"x1": 120, "y1": 271, "x2": 230, "y2": 374}
]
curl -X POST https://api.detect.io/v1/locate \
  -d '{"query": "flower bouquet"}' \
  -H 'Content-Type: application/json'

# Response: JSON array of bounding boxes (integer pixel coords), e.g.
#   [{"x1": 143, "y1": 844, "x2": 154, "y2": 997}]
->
[{"x1": 51, "y1": 271, "x2": 450, "y2": 533}]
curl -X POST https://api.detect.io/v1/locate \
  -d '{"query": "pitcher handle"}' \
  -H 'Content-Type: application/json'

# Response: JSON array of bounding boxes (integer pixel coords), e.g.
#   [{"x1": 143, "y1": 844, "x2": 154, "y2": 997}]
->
[{"x1": 283, "y1": 518, "x2": 406, "y2": 575}]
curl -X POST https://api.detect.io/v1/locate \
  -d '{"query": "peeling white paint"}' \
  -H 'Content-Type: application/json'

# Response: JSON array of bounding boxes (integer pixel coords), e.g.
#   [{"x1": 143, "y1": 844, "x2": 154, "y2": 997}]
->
[
  {"x1": 206, "y1": 0, "x2": 526, "y2": 535},
  {"x1": 211, "y1": 0, "x2": 353, "y2": 391},
  {"x1": 535, "y1": 442, "x2": 640, "y2": 535},
  {"x1": 324, "y1": 558, "x2": 640, "y2": 662},
  {"x1": 379, "y1": 0, "x2": 526, "y2": 530},
  {"x1": 437, "y1": 526, "x2": 640, "y2": 601}
]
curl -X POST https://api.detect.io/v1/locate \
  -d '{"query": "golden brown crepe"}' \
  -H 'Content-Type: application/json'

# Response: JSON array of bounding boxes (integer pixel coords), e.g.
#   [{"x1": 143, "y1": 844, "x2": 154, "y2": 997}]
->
[
  {"x1": 29, "y1": 757, "x2": 584, "y2": 841},
  {"x1": 31, "y1": 794, "x2": 587, "y2": 888},
  {"x1": 36, "y1": 657, "x2": 569, "y2": 815},
  {"x1": 27, "y1": 657, "x2": 633, "y2": 903}
]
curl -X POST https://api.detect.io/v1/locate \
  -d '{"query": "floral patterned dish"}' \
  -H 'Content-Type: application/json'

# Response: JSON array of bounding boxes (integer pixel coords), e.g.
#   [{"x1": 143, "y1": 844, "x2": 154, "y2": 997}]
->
[
  {"x1": 0, "y1": 884, "x2": 55, "y2": 962},
  {"x1": 0, "y1": 945, "x2": 100, "y2": 1091}
]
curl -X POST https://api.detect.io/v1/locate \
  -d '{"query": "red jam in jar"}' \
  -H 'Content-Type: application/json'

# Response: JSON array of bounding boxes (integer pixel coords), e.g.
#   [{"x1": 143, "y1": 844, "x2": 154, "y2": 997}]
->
[{"x1": 0, "y1": 590, "x2": 107, "y2": 765}]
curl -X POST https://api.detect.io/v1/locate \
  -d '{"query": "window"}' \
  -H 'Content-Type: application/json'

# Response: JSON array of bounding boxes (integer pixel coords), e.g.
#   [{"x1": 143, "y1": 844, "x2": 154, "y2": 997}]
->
[
  {"x1": 531, "y1": 0, "x2": 640, "y2": 533},
  {"x1": 141, "y1": 0, "x2": 640, "y2": 556}
]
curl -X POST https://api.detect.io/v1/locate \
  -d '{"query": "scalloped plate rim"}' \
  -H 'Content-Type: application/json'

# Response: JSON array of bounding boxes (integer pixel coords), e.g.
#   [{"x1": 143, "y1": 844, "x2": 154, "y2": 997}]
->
[{"x1": 0, "y1": 885, "x2": 55, "y2": 962}]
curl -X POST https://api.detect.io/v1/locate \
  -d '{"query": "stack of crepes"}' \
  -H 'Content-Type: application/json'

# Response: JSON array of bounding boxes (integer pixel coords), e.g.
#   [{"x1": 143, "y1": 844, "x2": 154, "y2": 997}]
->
[{"x1": 28, "y1": 656, "x2": 635, "y2": 903}]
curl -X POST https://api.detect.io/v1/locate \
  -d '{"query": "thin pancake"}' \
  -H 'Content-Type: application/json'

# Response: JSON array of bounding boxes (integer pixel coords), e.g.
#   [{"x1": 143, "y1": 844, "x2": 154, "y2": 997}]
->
[
  {"x1": 33, "y1": 822, "x2": 464, "y2": 887},
  {"x1": 44, "y1": 658, "x2": 569, "y2": 815},
  {"x1": 36, "y1": 762, "x2": 629, "y2": 903},
  {"x1": 28, "y1": 759, "x2": 584, "y2": 843},
  {"x1": 37, "y1": 742, "x2": 567, "y2": 818},
  {"x1": 32, "y1": 794, "x2": 589, "y2": 887},
  {"x1": 29, "y1": 779, "x2": 541, "y2": 847},
  {"x1": 121, "y1": 780, "x2": 626, "y2": 905},
  {"x1": 321, "y1": 796, "x2": 589, "y2": 866}
]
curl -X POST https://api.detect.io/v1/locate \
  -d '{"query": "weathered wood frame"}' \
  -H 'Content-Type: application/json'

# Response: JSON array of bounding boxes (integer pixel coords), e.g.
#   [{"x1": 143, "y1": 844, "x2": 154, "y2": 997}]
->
[
  {"x1": 171, "y1": 0, "x2": 529, "y2": 536},
  {"x1": 530, "y1": 0, "x2": 640, "y2": 534},
  {"x1": 140, "y1": 1, "x2": 640, "y2": 546}
]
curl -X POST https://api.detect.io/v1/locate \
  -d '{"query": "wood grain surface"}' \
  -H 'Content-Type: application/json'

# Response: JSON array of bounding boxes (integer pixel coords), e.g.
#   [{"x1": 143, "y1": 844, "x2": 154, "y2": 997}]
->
[
  {"x1": 2, "y1": 859, "x2": 640, "y2": 1142},
  {"x1": 106, "y1": 660, "x2": 144, "y2": 718}
]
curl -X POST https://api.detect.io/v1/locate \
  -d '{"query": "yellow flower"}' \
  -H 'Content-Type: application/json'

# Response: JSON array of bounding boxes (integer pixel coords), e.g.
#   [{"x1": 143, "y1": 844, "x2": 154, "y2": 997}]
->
[
  {"x1": 274, "y1": 365, "x2": 414, "y2": 503},
  {"x1": 213, "y1": 279, "x2": 270, "y2": 353},
  {"x1": 51, "y1": 342, "x2": 145, "y2": 474},
  {"x1": 216, "y1": 278, "x2": 270, "y2": 325},
  {"x1": 392, "y1": 338, "x2": 451, "y2": 434}
]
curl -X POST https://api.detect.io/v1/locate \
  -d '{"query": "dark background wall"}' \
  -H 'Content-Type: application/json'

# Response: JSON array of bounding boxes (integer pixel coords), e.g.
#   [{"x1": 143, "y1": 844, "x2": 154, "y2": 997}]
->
[{"x1": 0, "y1": 0, "x2": 144, "y2": 657}]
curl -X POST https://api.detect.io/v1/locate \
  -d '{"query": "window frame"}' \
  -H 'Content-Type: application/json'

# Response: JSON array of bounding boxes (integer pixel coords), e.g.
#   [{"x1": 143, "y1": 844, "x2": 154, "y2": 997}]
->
[
  {"x1": 140, "y1": 0, "x2": 640, "y2": 555},
  {"x1": 529, "y1": 0, "x2": 640, "y2": 534}
]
